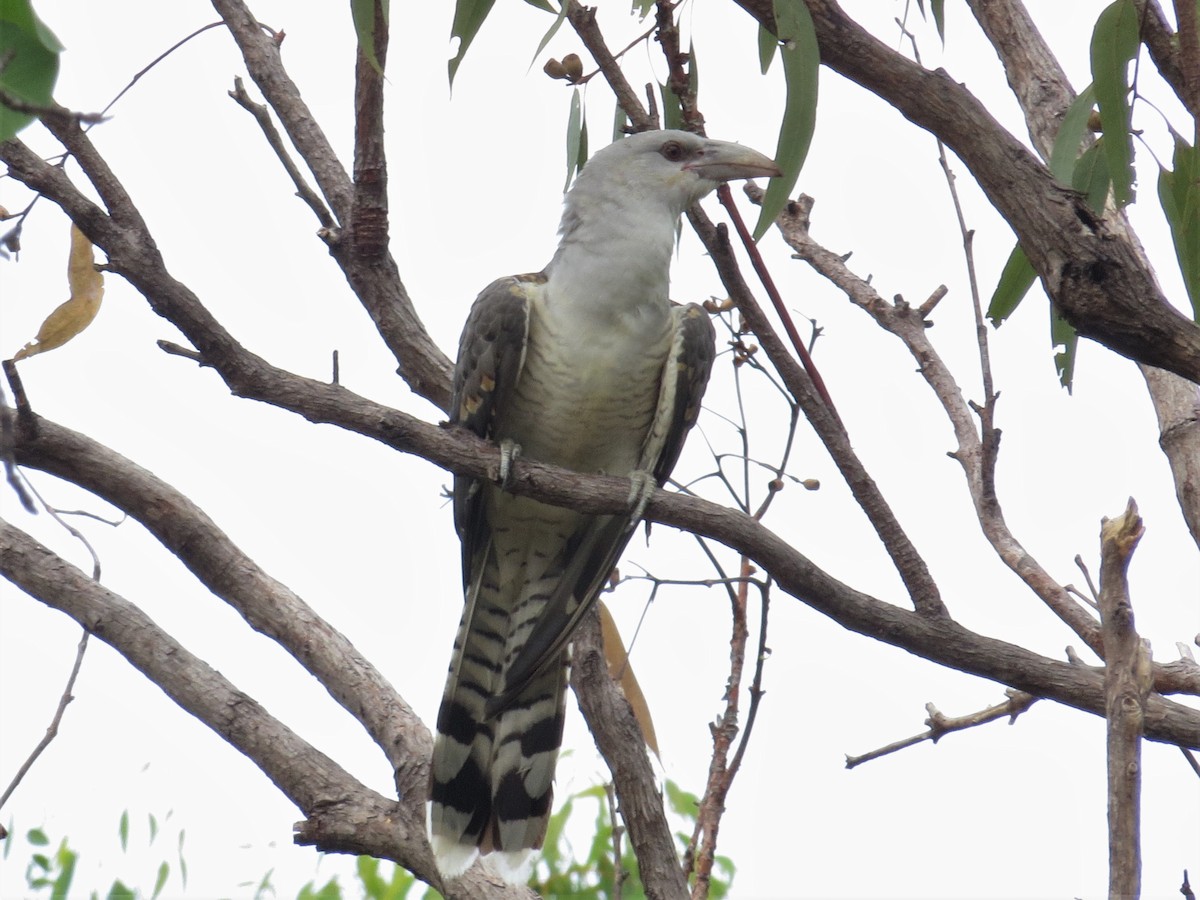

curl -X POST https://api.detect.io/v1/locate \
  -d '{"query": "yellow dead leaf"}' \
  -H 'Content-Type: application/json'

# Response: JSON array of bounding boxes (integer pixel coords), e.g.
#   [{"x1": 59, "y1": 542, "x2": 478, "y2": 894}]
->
[
  {"x1": 12, "y1": 224, "x2": 104, "y2": 361},
  {"x1": 598, "y1": 600, "x2": 660, "y2": 758}
]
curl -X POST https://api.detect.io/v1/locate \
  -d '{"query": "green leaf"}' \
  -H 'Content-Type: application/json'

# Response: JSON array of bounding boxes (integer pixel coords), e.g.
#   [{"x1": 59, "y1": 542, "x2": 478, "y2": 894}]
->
[
  {"x1": 1051, "y1": 303, "x2": 1078, "y2": 391},
  {"x1": 522, "y1": 0, "x2": 555, "y2": 12},
  {"x1": 1158, "y1": 132, "x2": 1200, "y2": 321},
  {"x1": 27, "y1": 827, "x2": 49, "y2": 846},
  {"x1": 931, "y1": 0, "x2": 946, "y2": 42},
  {"x1": 1048, "y1": 84, "x2": 1097, "y2": 182},
  {"x1": 986, "y1": 242, "x2": 1038, "y2": 326},
  {"x1": 631, "y1": 0, "x2": 654, "y2": 19},
  {"x1": 351, "y1": 0, "x2": 389, "y2": 77},
  {"x1": 0, "y1": 0, "x2": 62, "y2": 142},
  {"x1": 757, "y1": 24, "x2": 777, "y2": 74},
  {"x1": 117, "y1": 811, "x2": 128, "y2": 852},
  {"x1": 664, "y1": 779, "x2": 700, "y2": 819},
  {"x1": 50, "y1": 841, "x2": 77, "y2": 900},
  {"x1": 611, "y1": 105, "x2": 627, "y2": 143},
  {"x1": 564, "y1": 87, "x2": 585, "y2": 191},
  {"x1": 447, "y1": 0, "x2": 496, "y2": 88},
  {"x1": 527, "y1": 1, "x2": 567, "y2": 72},
  {"x1": 1072, "y1": 138, "x2": 1112, "y2": 210},
  {"x1": 177, "y1": 829, "x2": 188, "y2": 889},
  {"x1": 151, "y1": 861, "x2": 169, "y2": 900},
  {"x1": 753, "y1": 0, "x2": 819, "y2": 240},
  {"x1": 660, "y1": 80, "x2": 682, "y2": 132},
  {"x1": 147, "y1": 812, "x2": 158, "y2": 843},
  {"x1": 105, "y1": 881, "x2": 135, "y2": 900},
  {"x1": 1089, "y1": 0, "x2": 1138, "y2": 205}
]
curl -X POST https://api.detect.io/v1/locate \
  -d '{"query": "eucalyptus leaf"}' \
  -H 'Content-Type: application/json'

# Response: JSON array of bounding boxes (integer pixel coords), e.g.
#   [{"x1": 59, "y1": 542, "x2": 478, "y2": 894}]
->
[
  {"x1": 986, "y1": 242, "x2": 1037, "y2": 326},
  {"x1": 1089, "y1": 0, "x2": 1138, "y2": 205},
  {"x1": 753, "y1": 0, "x2": 819, "y2": 240},
  {"x1": 1157, "y1": 133, "x2": 1200, "y2": 320},
  {"x1": 447, "y1": 0, "x2": 496, "y2": 88},
  {"x1": 1049, "y1": 84, "x2": 1097, "y2": 182},
  {"x1": 0, "y1": 0, "x2": 62, "y2": 143}
]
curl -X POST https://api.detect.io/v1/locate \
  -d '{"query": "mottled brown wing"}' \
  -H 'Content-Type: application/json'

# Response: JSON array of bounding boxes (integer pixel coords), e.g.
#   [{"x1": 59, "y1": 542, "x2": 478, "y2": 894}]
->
[{"x1": 451, "y1": 275, "x2": 537, "y2": 586}]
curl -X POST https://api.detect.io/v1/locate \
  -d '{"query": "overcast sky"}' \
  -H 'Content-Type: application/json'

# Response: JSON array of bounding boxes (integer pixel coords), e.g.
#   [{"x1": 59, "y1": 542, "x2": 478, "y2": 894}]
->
[{"x1": 2, "y1": 2, "x2": 1197, "y2": 898}]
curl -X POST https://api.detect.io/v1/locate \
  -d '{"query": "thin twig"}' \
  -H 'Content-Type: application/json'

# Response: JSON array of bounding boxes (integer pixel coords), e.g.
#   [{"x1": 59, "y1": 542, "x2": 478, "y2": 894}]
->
[
  {"x1": 0, "y1": 629, "x2": 90, "y2": 813},
  {"x1": 846, "y1": 690, "x2": 1039, "y2": 769}
]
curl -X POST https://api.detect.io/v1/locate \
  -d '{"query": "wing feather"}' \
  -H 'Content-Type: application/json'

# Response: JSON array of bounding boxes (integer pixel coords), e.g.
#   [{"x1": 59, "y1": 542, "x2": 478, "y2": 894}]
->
[{"x1": 486, "y1": 301, "x2": 715, "y2": 716}]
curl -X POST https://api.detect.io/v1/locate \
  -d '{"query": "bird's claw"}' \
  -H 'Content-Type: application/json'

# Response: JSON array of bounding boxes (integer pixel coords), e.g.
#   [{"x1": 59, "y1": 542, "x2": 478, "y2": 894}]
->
[
  {"x1": 497, "y1": 439, "x2": 522, "y2": 489},
  {"x1": 626, "y1": 469, "x2": 657, "y2": 524}
]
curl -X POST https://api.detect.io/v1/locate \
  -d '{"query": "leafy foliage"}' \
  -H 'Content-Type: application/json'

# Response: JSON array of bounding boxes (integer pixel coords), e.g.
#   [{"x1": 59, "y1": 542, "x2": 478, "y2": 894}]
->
[
  {"x1": 5, "y1": 811, "x2": 186, "y2": 900},
  {"x1": 0, "y1": 0, "x2": 63, "y2": 142},
  {"x1": 1089, "y1": 0, "x2": 1139, "y2": 206},
  {"x1": 529, "y1": 780, "x2": 734, "y2": 898}
]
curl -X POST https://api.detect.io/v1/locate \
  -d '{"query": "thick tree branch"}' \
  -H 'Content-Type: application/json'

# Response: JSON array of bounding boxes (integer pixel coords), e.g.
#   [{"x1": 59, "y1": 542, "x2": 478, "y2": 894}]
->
[
  {"x1": 571, "y1": 611, "x2": 690, "y2": 900},
  {"x1": 732, "y1": 0, "x2": 1200, "y2": 383},
  {"x1": 350, "y1": 0, "x2": 390, "y2": 261}
]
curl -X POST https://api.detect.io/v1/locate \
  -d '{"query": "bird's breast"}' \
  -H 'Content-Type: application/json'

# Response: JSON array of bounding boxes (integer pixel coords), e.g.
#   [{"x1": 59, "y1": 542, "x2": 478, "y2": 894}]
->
[{"x1": 501, "y1": 292, "x2": 673, "y2": 475}]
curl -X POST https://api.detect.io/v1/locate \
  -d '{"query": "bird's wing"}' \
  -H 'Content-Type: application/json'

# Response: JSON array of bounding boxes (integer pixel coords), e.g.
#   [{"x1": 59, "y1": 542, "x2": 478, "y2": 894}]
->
[
  {"x1": 485, "y1": 301, "x2": 716, "y2": 716},
  {"x1": 451, "y1": 275, "x2": 535, "y2": 582}
]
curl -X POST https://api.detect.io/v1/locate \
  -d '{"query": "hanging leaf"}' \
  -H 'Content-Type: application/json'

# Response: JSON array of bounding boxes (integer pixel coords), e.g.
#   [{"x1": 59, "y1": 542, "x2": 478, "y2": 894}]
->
[
  {"x1": 986, "y1": 242, "x2": 1037, "y2": 326},
  {"x1": 527, "y1": 1, "x2": 567, "y2": 72},
  {"x1": 757, "y1": 23, "x2": 777, "y2": 75},
  {"x1": 1158, "y1": 133, "x2": 1200, "y2": 321},
  {"x1": 12, "y1": 224, "x2": 104, "y2": 361},
  {"x1": 1048, "y1": 84, "x2": 1097, "y2": 182},
  {"x1": 598, "y1": 601, "x2": 659, "y2": 757},
  {"x1": 930, "y1": 0, "x2": 946, "y2": 43},
  {"x1": 752, "y1": 0, "x2": 819, "y2": 240},
  {"x1": 350, "y1": 0, "x2": 388, "y2": 76},
  {"x1": 1051, "y1": 303, "x2": 1078, "y2": 391},
  {"x1": 0, "y1": 0, "x2": 63, "y2": 143},
  {"x1": 1089, "y1": 0, "x2": 1138, "y2": 205},
  {"x1": 447, "y1": 0, "x2": 496, "y2": 88},
  {"x1": 564, "y1": 87, "x2": 584, "y2": 191},
  {"x1": 660, "y1": 80, "x2": 682, "y2": 132},
  {"x1": 1072, "y1": 138, "x2": 1112, "y2": 211}
]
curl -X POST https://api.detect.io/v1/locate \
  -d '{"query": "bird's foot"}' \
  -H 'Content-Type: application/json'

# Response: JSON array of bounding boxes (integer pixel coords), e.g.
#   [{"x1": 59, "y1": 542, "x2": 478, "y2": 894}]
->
[
  {"x1": 626, "y1": 469, "x2": 658, "y2": 523},
  {"x1": 497, "y1": 439, "x2": 522, "y2": 489}
]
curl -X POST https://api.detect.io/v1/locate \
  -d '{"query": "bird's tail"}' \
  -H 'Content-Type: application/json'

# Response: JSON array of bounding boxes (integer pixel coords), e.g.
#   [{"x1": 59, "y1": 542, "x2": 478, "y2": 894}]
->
[{"x1": 429, "y1": 577, "x2": 568, "y2": 881}]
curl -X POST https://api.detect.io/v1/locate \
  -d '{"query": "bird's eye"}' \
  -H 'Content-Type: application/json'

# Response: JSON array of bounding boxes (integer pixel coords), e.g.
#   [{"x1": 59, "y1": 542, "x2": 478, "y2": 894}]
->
[{"x1": 659, "y1": 140, "x2": 687, "y2": 162}]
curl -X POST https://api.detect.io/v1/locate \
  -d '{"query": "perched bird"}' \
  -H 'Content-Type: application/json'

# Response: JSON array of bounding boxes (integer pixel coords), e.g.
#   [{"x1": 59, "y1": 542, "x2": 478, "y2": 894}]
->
[{"x1": 430, "y1": 128, "x2": 780, "y2": 880}]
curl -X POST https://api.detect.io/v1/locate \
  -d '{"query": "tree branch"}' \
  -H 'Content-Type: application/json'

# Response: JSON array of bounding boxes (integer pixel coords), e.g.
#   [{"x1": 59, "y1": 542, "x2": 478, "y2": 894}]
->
[
  {"x1": 1097, "y1": 499, "x2": 1151, "y2": 900},
  {"x1": 570, "y1": 610, "x2": 690, "y2": 900}
]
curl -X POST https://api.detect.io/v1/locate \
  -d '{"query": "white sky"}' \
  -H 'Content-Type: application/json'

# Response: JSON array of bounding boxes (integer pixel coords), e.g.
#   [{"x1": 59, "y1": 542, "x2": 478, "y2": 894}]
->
[{"x1": 1, "y1": 1, "x2": 1197, "y2": 898}]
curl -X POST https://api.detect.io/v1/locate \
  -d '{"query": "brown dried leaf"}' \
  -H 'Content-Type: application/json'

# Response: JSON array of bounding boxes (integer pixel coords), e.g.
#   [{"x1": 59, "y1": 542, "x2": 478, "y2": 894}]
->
[
  {"x1": 598, "y1": 600, "x2": 659, "y2": 758},
  {"x1": 12, "y1": 224, "x2": 103, "y2": 361}
]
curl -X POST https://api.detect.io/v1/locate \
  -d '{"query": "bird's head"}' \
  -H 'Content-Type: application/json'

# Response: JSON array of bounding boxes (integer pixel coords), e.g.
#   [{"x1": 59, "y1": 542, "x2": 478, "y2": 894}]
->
[{"x1": 567, "y1": 129, "x2": 782, "y2": 219}]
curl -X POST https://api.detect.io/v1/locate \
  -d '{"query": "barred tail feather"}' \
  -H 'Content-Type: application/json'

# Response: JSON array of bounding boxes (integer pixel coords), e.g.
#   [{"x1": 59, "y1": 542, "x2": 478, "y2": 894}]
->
[{"x1": 429, "y1": 527, "x2": 571, "y2": 882}]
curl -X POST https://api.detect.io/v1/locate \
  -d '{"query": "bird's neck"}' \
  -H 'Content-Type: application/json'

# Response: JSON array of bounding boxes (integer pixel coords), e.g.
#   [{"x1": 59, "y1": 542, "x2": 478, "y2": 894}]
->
[{"x1": 545, "y1": 187, "x2": 679, "y2": 312}]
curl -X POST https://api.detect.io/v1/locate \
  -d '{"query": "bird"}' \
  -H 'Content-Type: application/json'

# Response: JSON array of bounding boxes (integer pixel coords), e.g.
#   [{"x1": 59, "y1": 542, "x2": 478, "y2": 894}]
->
[{"x1": 429, "y1": 128, "x2": 781, "y2": 881}]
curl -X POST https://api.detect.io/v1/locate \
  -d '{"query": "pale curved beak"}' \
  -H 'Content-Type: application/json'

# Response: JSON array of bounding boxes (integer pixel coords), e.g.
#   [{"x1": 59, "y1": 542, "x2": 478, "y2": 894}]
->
[{"x1": 685, "y1": 139, "x2": 783, "y2": 181}]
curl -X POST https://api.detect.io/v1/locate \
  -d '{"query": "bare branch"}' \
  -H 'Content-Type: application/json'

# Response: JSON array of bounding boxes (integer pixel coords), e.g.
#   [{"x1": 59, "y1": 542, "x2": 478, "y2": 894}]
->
[
  {"x1": 846, "y1": 690, "x2": 1039, "y2": 769},
  {"x1": 1097, "y1": 499, "x2": 1152, "y2": 899},
  {"x1": 0, "y1": 628, "x2": 88, "y2": 812}
]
